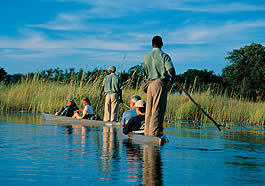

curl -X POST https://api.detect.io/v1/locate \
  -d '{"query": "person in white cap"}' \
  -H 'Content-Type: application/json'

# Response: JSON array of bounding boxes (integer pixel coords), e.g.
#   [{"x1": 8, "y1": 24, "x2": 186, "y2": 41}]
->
[
  {"x1": 99, "y1": 66, "x2": 123, "y2": 122},
  {"x1": 123, "y1": 100, "x2": 146, "y2": 135}
]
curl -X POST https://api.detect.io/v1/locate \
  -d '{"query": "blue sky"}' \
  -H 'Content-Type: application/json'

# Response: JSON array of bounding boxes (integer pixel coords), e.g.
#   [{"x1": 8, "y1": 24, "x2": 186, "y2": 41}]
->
[{"x1": 0, "y1": 0, "x2": 265, "y2": 74}]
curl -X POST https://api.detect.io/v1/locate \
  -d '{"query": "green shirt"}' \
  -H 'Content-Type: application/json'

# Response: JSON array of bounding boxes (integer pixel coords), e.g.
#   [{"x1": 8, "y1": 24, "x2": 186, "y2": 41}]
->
[
  {"x1": 143, "y1": 48, "x2": 174, "y2": 81},
  {"x1": 102, "y1": 73, "x2": 123, "y2": 95}
]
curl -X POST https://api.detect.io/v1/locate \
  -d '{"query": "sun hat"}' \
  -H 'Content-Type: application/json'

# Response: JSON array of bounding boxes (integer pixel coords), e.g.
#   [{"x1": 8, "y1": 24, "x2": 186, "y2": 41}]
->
[
  {"x1": 67, "y1": 98, "x2": 75, "y2": 103},
  {"x1": 135, "y1": 100, "x2": 146, "y2": 108}
]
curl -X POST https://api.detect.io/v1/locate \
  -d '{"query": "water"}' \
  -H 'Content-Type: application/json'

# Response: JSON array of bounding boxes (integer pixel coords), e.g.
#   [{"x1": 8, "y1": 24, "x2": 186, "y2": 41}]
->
[{"x1": 0, "y1": 113, "x2": 264, "y2": 186}]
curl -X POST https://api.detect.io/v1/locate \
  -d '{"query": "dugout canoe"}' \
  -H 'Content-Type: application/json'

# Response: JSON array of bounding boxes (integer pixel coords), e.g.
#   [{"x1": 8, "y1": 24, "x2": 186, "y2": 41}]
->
[
  {"x1": 43, "y1": 113, "x2": 169, "y2": 146},
  {"x1": 42, "y1": 113, "x2": 120, "y2": 126},
  {"x1": 119, "y1": 128, "x2": 169, "y2": 146}
]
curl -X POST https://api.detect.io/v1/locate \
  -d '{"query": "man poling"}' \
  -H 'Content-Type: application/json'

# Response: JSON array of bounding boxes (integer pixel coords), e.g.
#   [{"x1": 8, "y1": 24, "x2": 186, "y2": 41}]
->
[
  {"x1": 142, "y1": 36, "x2": 177, "y2": 137},
  {"x1": 99, "y1": 66, "x2": 123, "y2": 122},
  {"x1": 143, "y1": 36, "x2": 221, "y2": 135}
]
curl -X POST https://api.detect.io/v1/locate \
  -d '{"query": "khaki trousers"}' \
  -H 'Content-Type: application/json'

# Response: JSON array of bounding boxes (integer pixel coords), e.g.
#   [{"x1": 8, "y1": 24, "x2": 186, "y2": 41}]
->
[
  {"x1": 104, "y1": 93, "x2": 119, "y2": 122},
  {"x1": 144, "y1": 80, "x2": 167, "y2": 136}
]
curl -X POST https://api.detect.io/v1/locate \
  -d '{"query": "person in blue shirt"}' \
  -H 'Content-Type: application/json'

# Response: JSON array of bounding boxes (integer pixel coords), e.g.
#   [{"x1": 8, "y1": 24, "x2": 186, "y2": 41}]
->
[
  {"x1": 120, "y1": 95, "x2": 141, "y2": 127},
  {"x1": 123, "y1": 100, "x2": 146, "y2": 135}
]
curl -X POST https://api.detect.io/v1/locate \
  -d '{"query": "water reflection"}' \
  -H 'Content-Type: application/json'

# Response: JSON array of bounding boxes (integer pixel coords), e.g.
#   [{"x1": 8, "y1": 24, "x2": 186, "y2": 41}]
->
[
  {"x1": 166, "y1": 126, "x2": 265, "y2": 144},
  {"x1": 1, "y1": 113, "x2": 264, "y2": 185},
  {"x1": 122, "y1": 139, "x2": 163, "y2": 185},
  {"x1": 65, "y1": 125, "x2": 89, "y2": 145},
  {"x1": 0, "y1": 112, "x2": 43, "y2": 124},
  {"x1": 63, "y1": 124, "x2": 91, "y2": 161},
  {"x1": 101, "y1": 126, "x2": 117, "y2": 170},
  {"x1": 96, "y1": 126, "x2": 121, "y2": 181},
  {"x1": 122, "y1": 140, "x2": 143, "y2": 183},
  {"x1": 142, "y1": 145, "x2": 163, "y2": 185}
]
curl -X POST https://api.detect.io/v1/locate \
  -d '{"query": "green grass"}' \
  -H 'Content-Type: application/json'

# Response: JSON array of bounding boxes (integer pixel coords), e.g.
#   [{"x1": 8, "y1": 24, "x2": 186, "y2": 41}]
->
[{"x1": 0, "y1": 74, "x2": 264, "y2": 126}]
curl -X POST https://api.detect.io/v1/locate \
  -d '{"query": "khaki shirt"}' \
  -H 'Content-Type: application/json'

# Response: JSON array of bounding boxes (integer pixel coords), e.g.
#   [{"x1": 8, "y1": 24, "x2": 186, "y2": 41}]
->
[
  {"x1": 102, "y1": 73, "x2": 123, "y2": 95},
  {"x1": 143, "y1": 48, "x2": 174, "y2": 81}
]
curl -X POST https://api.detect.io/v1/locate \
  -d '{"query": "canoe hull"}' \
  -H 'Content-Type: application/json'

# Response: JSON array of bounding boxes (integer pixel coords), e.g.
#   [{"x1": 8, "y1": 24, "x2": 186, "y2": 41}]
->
[
  {"x1": 43, "y1": 113, "x2": 169, "y2": 146},
  {"x1": 119, "y1": 128, "x2": 169, "y2": 146},
  {"x1": 42, "y1": 113, "x2": 120, "y2": 126}
]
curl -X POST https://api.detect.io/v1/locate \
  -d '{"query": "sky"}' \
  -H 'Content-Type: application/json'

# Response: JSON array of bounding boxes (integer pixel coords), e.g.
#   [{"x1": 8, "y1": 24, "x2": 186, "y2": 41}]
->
[{"x1": 0, "y1": 0, "x2": 265, "y2": 75}]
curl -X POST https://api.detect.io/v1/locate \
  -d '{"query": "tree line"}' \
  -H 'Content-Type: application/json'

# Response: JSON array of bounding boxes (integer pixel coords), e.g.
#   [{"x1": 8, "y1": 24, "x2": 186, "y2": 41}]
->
[{"x1": 1, "y1": 43, "x2": 264, "y2": 101}]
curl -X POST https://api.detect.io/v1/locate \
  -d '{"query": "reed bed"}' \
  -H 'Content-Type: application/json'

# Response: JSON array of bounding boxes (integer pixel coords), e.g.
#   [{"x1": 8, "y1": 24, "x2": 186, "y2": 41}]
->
[{"x1": 0, "y1": 74, "x2": 264, "y2": 126}]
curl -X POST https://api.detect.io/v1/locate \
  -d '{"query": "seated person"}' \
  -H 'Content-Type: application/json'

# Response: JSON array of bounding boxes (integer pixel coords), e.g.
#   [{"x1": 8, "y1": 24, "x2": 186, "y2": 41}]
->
[
  {"x1": 123, "y1": 100, "x2": 146, "y2": 135},
  {"x1": 72, "y1": 97, "x2": 94, "y2": 120},
  {"x1": 55, "y1": 98, "x2": 79, "y2": 117},
  {"x1": 120, "y1": 95, "x2": 141, "y2": 127}
]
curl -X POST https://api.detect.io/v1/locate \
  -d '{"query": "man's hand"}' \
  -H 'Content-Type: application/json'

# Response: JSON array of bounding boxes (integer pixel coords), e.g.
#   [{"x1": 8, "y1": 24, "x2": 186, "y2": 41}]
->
[
  {"x1": 171, "y1": 75, "x2": 177, "y2": 83},
  {"x1": 168, "y1": 68, "x2": 177, "y2": 83},
  {"x1": 99, "y1": 86, "x2": 104, "y2": 103}
]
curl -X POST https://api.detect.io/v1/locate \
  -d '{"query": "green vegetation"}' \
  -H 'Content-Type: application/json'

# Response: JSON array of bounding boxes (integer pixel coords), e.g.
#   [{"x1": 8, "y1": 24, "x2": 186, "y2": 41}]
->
[
  {"x1": 223, "y1": 43, "x2": 265, "y2": 101},
  {"x1": 0, "y1": 72, "x2": 264, "y2": 126},
  {"x1": 0, "y1": 43, "x2": 264, "y2": 125}
]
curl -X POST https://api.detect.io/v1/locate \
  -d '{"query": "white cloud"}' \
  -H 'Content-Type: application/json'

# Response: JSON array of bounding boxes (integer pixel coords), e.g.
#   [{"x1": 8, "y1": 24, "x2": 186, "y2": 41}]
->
[
  {"x1": 172, "y1": 3, "x2": 265, "y2": 12},
  {"x1": 56, "y1": 0, "x2": 265, "y2": 13},
  {"x1": 2, "y1": 19, "x2": 265, "y2": 61},
  {"x1": 0, "y1": 28, "x2": 143, "y2": 51},
  {"x1": 27, "y1": 12, "x2": 87, "y2": 31},
  {"x1": 2, "y1": 0, "x2": 265, "y2": 72},
  {"x1": 165, "y1": 20, "x2": 265, "y2": 45},
  {"x1": 10, "y1": 19, "x2": 265, "y2": 45},
  {"x1": 28, "y1": 0, "x2": 265, "y2": 33}
]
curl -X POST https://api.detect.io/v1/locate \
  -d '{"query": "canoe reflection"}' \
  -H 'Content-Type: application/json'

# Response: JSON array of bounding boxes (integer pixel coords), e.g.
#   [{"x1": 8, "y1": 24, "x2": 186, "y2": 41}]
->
[{"x1": 122, "y1": 139, "x2": 163, "y2": 185}]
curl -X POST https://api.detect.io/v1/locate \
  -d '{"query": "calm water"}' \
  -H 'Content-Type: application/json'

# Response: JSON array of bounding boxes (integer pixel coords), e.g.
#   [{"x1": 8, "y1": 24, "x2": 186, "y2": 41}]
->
[{"x1": 0, "y1": 113, "x2": 264, "y2": 186}]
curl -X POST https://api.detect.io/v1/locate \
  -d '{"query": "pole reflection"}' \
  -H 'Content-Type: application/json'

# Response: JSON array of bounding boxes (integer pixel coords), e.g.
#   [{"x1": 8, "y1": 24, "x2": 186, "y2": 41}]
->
[{"x1": 122, "y1": 139, "x2": 163, "y2": 185}]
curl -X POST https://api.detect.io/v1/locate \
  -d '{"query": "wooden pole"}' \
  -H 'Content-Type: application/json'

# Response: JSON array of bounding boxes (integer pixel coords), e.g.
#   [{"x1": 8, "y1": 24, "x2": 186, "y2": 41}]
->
[
  {"x1": 123, "y1": 103, "x2": 130, "y2": 109},
  {"x1": 174, "y1": 81, "x2": 221, "y2": 131}
]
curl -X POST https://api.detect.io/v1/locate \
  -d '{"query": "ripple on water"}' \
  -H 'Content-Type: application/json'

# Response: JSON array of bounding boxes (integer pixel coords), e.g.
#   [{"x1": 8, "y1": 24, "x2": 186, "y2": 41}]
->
[{"x1": 0, "y1": 113, "x2": 264, "y2": 185}]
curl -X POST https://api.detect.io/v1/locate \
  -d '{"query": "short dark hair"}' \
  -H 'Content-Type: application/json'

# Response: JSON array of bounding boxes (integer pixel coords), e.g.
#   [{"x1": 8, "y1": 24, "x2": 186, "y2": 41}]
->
[{"x1": 152, "y1": 36, "x2": 163, "y2": 48}]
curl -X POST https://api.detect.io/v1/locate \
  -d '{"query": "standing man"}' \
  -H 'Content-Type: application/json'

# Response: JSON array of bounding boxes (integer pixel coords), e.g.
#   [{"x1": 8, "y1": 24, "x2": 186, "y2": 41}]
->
[
  {"x1": 99, "y1": 66, "x2": 123, "y2": 122},
  {"x1": 142, "y1": 36, "x2": 177, "y2": 137}
]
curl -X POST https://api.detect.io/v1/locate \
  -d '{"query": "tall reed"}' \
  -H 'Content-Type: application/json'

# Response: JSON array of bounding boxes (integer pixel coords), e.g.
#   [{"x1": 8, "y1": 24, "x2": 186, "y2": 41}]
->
[{"x1": 0, "y1": 73, "x2": 264, "y2": 125}]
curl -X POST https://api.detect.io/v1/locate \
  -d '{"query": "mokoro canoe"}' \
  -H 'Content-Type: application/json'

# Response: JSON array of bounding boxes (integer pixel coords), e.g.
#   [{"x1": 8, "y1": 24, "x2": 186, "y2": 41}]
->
[
  {"x1": 42, "y1": 113, "x2": 120, "y2": 126},
  {"x1": 119, "y1": 128, "x2": 169, "y2": 146}
]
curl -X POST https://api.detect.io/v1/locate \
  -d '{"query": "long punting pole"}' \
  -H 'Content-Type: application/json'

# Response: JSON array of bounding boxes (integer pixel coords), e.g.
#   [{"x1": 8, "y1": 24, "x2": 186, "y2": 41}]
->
[{"x1": 174, "y1": 81, "x2": 221, "y2": 131}]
